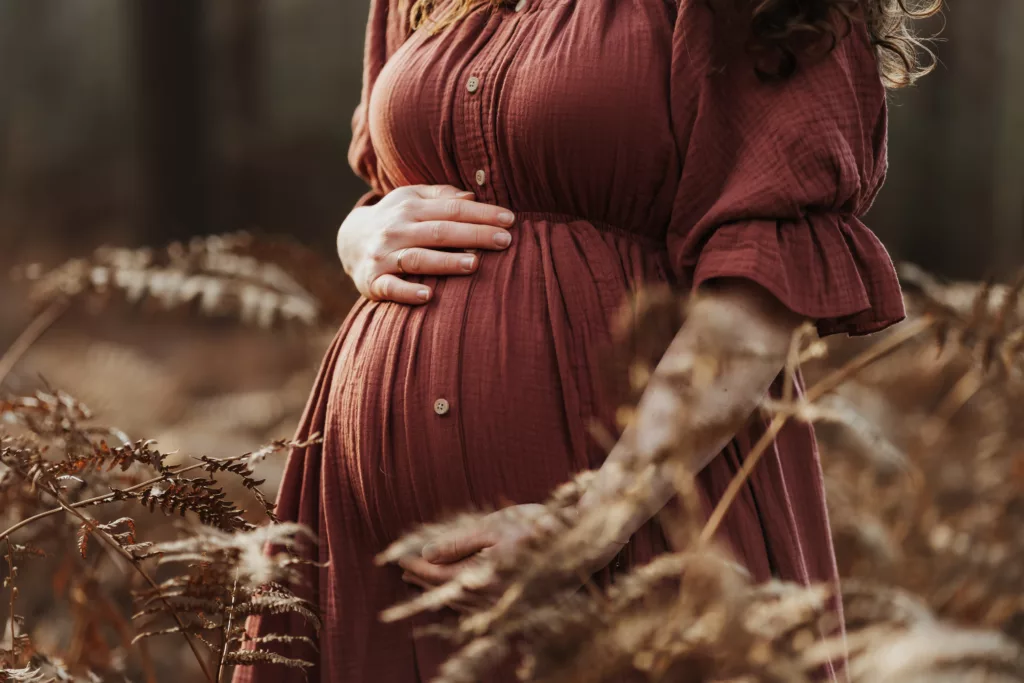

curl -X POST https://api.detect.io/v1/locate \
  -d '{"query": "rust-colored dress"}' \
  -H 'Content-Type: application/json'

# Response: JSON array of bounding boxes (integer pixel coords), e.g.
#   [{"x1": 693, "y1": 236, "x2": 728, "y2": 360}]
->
[{"x1": 234, "y1": 0, "x2": 904, "y2": 680}]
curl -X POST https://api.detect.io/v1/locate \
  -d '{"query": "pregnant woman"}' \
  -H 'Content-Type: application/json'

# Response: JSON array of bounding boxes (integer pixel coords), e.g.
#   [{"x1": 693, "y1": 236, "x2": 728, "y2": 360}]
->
[{"x1": 235, "y1": 0, "x2": 933, "y2": 680}]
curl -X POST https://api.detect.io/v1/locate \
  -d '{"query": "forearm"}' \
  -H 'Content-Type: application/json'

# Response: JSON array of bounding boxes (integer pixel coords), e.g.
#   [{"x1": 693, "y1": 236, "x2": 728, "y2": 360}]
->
[{"x1": 576, "y1": 280, "x2": 804, "y2": 544}]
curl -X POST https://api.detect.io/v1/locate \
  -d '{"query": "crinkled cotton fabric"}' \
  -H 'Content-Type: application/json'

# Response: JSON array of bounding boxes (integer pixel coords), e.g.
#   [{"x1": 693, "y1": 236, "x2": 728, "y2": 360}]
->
[{"x1": 234, "y1": 0, "x2": 905, "y2": 680}]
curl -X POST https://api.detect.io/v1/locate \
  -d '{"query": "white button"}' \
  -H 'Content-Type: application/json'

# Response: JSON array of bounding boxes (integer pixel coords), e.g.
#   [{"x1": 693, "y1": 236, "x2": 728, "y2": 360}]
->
[
  {"x1": 475, "y1": 169, "x2": 487, "y2": 186},
  {"x1": 466, "y1": 76, "x2": 480, "y2": 94},
  {"x1": 433, "y1": 398, "x2": 450, "y2": 415},
  {"x1": 514, "y1": 0, "x2": 526, "y2": 11}
]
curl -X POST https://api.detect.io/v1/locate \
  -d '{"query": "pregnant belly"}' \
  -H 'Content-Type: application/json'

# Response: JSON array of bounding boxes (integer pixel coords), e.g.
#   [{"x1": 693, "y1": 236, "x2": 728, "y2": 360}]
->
[{"x1": 323, "y1": 216, "x2": 671, "y2": 543}]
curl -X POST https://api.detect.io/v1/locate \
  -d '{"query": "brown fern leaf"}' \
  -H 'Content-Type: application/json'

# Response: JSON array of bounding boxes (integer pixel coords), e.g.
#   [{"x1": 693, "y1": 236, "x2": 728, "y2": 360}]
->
[
  {"x1": 223, "y1": 647, "x2": 315, "y2": 672},
  {"x1": 241, "y1": 434, "x2": 323, "y2": 469},
  {"x1": 130, "y1": 524, "x2": 319, "y2": 670},
  {"x1": 18, "y1": 233, "x2": 326, "y2": 328},
  {"x1": 0, "y1": 633, "x2": 34, "y2": 673},
  {"x1": 225, "y1": 231, "x2": 358, "y2": 325},
  {"x1": 842, "y1": 622, "x2": 1024, "y2": 683},
  {"x1": 818, "y1": 324, "x2": 1024, "y2": 636},
  {"x1": 115, "y1": 478, "x2": 251, "y2": 532},
  {"x1": 84, "y1": 440, "x2": 169, "y2": 474},
  {"x1": 134, "y1": 595, "x2": 226, "y2": 620},
  {"x1": 129, "y1": 625, "x2": 191, "y2": 645},
  {"x1": 0, "y1": 389, "x2": 98, "y2": 460},
  {"x1": 77, "y1": 518, "x2": 135, "y2": 559},
  {"x1": 198, "y1": 455, "x2": 275, "y2": 521},
  {"x1": 899, "y1": 263, "x2": 1024, "y2": 376},
  {"x1": 2, "y1": 392, "x2": 174, "y2": 506},
  {"x1": 4, "y1": 545, "x2": 44, "y2": 563},
  {"x1": 231, "y1": 631, "x2": 319, "y2": 653},
  {"x1": 0, "y1": 663, "x2": 46, "y2": 683}
]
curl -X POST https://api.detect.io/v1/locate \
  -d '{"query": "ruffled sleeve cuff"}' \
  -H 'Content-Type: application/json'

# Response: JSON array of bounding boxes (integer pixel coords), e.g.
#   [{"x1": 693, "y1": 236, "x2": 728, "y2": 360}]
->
[{"x1": 688, "y1": 214, "x2": 906, "y2": 337}]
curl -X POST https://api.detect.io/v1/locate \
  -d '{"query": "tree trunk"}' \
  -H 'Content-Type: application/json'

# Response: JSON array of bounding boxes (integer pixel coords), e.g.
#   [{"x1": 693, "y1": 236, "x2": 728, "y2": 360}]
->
[
  {"x1": 992, "y1": 0, "x2": 1024, "y2": 276},
  {"x1": 129, "y1": 0, "x2": 210, "y2": 241}
]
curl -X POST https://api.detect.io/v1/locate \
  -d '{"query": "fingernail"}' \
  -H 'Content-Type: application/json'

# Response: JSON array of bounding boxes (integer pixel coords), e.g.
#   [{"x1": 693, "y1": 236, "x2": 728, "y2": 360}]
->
[
  {"x1": 456, "y1": 191, "x2": 475, "y2": 199},
  {"x1": 494, "y1": 232, "x2": 512, "y2": 248},
  {"x1": 460, "y1": 255, "x2": 476, "y2": 271},
  {"x1": 417, "y1": 288, "x2": 431, "y2": 301},
  {"x1": 497, "y1": 211, "x2": 515, "y2": 225}
]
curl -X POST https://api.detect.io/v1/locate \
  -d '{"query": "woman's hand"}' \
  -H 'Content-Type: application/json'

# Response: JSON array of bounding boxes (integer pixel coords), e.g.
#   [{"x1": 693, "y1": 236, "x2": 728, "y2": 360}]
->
[
  {"x1": 397, "y1": 504, "x2": 550, "y2": 597},
  {"x1": 338, "y1": 184, "x2": 516, "y2": 304},
  {"x1": 397, "y1": 504, "x2": 624, "y2": 608}
]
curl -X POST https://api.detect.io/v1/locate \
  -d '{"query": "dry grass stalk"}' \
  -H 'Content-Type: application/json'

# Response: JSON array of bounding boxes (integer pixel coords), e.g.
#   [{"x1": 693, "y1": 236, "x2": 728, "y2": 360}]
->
[
  {"x1": 898, "y1": 263, "x2": 1024, "y2": 377},
  {"x1": 819, "y1": 270, "x2": 1024, "y2": 642}
]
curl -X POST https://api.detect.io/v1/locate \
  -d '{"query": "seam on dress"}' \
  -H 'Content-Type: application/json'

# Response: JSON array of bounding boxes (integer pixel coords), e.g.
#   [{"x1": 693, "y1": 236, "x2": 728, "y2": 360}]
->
[
  {"x1": 514, "y1": 211, "x2": 669, "y2": 249},
  {"x1": 455, "y1": 269, "x2": 482, "y2": 504}
]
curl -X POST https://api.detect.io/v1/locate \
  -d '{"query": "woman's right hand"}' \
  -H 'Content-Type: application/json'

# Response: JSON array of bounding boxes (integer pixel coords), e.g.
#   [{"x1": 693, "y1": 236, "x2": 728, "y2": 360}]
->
[{"x1": 337, "y1": 184, "x2": 516, "y2": 305}]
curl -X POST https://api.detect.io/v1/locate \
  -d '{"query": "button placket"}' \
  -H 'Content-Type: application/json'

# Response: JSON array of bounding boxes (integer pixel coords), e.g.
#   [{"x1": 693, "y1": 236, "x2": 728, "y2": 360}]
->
[
  {"x1": 456, "y1": 18, "x2": 519, "y2": 206},
  {"x1": 463, "y1": 67, "x2": 490, "y2": 200},
  {"x1": 431, "y1": 17, "x2": 508, "y2": 434}
]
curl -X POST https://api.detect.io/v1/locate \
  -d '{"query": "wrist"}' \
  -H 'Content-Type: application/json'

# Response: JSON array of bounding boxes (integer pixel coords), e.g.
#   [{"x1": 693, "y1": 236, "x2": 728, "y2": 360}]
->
[
  {"x1": 589, "y1": 535, "x2": 629, "y2": 576},
  {"x1": 336, "y1": 208, "x2": 366, "y2": 276},
  {"x1": 576, "y1": 466, "x2": 673, "y2": 546}
]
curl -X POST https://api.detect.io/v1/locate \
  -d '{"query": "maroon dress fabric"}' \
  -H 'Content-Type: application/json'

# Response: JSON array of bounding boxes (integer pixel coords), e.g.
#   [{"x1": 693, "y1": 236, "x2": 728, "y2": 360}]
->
[{"x1": 233, "y1": 0, "x2": 905, "y2": 681}]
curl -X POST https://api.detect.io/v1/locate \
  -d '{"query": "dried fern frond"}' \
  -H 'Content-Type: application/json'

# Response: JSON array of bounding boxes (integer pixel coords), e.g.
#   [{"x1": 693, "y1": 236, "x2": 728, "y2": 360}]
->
[
  {"x1": 816, "y1": 318, "x2": 1024, "y2": 637},
  {"x1": 149, "y1": 523, "x2": 316, "y2": 590},
  {"x1": 844, "y1": 622, "x2": 1024, "y2": 683},
  {"x1": 2, "y1": 389, "x2": 318, "y2": 535},
  {"x1": 16, "y1": 233, "x2": 330, "y2": 329},
  {"x1": 222, "y1": 647, "x2": 315, "y2": 672},
  {"x1": 131, "y1": 524, "x2": 320, "y2": 674},
  {"x1": 0, "y1": 664, "x2": 46, "y2": 682},
  {"x1": 1, "y1": 381, "x2": 320, "y2": 681},
  {"x1": 899, "y1": 263, "x2": 1024, "y2": 377}
]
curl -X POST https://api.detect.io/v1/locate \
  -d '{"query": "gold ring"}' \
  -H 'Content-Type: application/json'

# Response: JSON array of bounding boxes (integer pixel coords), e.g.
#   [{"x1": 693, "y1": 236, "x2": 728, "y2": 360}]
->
[{"x1": 395, "y1": 248, "x2": 408, "y2": 274}]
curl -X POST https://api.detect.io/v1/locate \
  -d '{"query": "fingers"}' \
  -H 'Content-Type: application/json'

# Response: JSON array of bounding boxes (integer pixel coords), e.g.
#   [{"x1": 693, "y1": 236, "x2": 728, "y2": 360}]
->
[
  {"x1": 368, "y1": 274, "x2": 431, "y2": 305},
  {"x1": 410, "y1": 198, "x2": 515, "y2": 235},
  {"x1": 402, "y1": 571, "x2": 434, "y2": 591},
  {"x1": 398, "y1": 555, "x2": 473, "y2": 585},
  {"x1": 358, "y1": 184, "x2": 516, "y2": 304},
  {"x1": 404, "y1": 220, "x2": 513, "y2": 251},
  {"x1": 409, "y1": 184, "x2": 476, "y2": 201},
  {"x1": 393, "y1": 247, "x2": 480, "y2": 276},
  {"x1": 401, "y1": 572, "x2": 492, "y2": 613},
  {"x1": 366, "y1": 247, "x2": 481, "y2": 305},
  {"x1": 422, "y1": 530, "x2": 497, "y2": 564}
]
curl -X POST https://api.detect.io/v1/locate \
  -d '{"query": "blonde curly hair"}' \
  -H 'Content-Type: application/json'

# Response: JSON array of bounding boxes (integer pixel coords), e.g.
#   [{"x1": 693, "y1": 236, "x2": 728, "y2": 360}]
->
[{"x1": 405, "y1": 0, "x2": 941, "y2": 88}]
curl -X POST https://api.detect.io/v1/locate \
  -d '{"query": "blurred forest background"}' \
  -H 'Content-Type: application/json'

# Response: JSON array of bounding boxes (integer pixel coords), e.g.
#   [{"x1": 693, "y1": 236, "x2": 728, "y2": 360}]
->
[{"x1": 0, "y1": 0, "x2": 1022, "y2": 277}]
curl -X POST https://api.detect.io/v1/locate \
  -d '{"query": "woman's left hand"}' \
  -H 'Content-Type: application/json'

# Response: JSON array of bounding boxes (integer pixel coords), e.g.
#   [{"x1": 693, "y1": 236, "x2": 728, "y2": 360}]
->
[{"x1": 397, "y1": 504, "x2": 568, "y2": 603}]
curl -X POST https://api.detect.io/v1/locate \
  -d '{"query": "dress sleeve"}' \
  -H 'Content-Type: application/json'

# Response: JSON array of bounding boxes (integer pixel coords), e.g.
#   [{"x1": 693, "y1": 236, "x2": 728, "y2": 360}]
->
[
  {"x1": 348, "y1": 0, "x2": 411, "y2": 209},
  {"x1": 666, "y1": 1, "x2": 905, "y2": 337}
]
